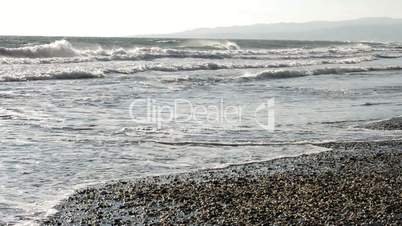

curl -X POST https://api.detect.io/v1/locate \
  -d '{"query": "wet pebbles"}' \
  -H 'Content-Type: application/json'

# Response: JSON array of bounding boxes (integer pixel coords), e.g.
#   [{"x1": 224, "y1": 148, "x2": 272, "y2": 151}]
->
[
  {"x1": 363, "y1": 117, "x2": 402, "y2": 130},
  {"x1": 42, "y1": 140, "x2": 402, "y2": 225}
]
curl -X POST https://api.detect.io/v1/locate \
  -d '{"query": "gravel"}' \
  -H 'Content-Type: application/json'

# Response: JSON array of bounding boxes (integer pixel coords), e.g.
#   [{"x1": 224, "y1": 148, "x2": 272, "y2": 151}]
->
[
  {"x1": 363, "y1": 117, "x2": 402, "y2": 130},
  {"x1": 42, "y1": 140, "x2": 402, "y2": 225}
]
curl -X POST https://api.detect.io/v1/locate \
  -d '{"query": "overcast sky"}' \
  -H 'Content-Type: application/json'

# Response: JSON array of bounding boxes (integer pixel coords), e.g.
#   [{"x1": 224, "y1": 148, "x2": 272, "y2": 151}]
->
[{"x1": 1, "y1": 0, "x2": 402, "y2": 37}]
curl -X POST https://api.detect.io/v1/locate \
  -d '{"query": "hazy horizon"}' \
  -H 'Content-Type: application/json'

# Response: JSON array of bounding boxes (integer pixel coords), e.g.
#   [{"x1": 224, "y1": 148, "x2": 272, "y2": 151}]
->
[
  {"x1": 1, "y1": 0, "x2": 402, "y2": 37},
  {"x1": 1, "y1": 17, "x2": 401, "y2": 39}
]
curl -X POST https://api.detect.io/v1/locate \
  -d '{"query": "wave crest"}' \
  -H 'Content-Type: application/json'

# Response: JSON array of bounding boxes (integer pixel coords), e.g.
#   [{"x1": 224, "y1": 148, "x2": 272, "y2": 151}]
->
[
  {"x1": 0, "y1": 70, "x2": 103, "y2": 82},
  {"x1": 0, "y1": 40, "x2": 383, "y2": 65},
  {"x1": 179, "y1": 40, "x2": 240, "y2": 50},
  {"x1": 243, "y1": 65, "x2": 402, "y2": 80},
  {"x1": 0, "y1": 40, "x2": 78, "y2": 58}
]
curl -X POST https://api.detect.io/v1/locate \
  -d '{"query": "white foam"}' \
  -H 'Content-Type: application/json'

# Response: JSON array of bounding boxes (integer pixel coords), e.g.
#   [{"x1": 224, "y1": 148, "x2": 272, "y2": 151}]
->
[
  {"x1": 0, "y1": 40, "x2": 381, "y2": 65},
  {"x1": 179, "y1": 40, "x2": 240, "y2": 50},
  {"x1": 243, "y1": 65, "x2": 402, "y2": 80},
  {"x1": 0, "y1": 70, "x2": 104, "y2": 82},
  {"x1": 0, "y1": 57, "x2": 379, "y2": 83},
  {"x1": 102, "y1": 57, "x2": 376, "y2": 75},
  {"x1": 0, "y1": 40, "x2": 237, "y2": 61},
  {"x1": 0, "y1": 40, "x2": 78, "y2": 58},
  {"x1": 375, "y1": 53, "x2": 402, "y2": 59}
]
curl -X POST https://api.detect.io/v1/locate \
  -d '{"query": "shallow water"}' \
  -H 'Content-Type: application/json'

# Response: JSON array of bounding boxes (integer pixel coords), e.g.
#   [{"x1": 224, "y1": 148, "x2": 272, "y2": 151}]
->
[{"x1": 1, "y1": 36, "x2": 402, "y2": 224}]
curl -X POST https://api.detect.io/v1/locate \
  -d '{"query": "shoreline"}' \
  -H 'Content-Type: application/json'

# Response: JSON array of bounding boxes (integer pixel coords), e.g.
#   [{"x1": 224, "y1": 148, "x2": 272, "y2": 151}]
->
[
  {"x1": 42, "y1": 140, "x2": 402, "y2": 225},
  {"x1": 2, "y1": 35, "x2": 402, "y2": 226},
  {"x1": 42, "y1": 119, "x2": 402, "y2": 225},
  {"x1": 362, "y1": 117, "x2": 402, "y2": 130}
]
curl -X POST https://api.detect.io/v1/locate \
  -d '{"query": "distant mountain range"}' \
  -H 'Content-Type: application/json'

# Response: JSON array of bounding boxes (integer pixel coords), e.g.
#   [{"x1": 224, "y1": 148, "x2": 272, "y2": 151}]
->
[{"x1": 148, "y1": 18, "x2": 402, "y2": 42}]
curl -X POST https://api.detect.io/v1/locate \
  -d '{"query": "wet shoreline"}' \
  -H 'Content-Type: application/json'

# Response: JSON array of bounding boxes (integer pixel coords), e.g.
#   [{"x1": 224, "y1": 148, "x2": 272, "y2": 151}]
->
[
  {"x1": 42, "y1": 119, "x2": 402, "y2": 225},
  {"x1": 362, "y1": 117, "x2": 402, "y2": 130}
]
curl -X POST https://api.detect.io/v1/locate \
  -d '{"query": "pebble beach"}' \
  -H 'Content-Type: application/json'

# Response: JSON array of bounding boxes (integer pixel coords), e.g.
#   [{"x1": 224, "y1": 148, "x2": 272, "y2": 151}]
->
[{"x1": 42, "y1": 118, "x2": 402, "y2": 225}]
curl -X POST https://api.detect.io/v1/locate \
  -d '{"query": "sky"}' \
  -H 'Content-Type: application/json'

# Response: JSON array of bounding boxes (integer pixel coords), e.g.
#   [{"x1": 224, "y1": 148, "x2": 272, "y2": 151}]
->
[{"x1": 1, "y1": 0, "x2": 402, "y2": 37}]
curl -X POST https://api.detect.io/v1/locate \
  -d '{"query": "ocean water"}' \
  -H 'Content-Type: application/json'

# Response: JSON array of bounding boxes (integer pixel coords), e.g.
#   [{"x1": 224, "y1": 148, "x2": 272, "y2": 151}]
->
[{"x1": 1, "y1": 36, "x2": 402, "y2": 225}]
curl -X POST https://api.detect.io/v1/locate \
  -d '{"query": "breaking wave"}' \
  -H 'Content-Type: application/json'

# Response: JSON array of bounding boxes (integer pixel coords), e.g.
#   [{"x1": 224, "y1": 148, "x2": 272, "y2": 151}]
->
[
  {"x1": 242, "y1": 65, "x2": 402, "y2": 80},
  {"x1": 102, "y1": 57, "x2": 375, "y2": 74},
  {"x1": 375, "y1": 53, "x2": 402, "y2": 59},
  {"x1": 179, "y1": 40, "x2": 240, "y2": 50},
  {"x1": 0, "y1": 70, "x2": 104, "y2": 82},
  {"x1": 0, "y1": 57, "x2": 381, "y2": 83},
  {"x1": 106, "y1": 64, "x2": 402, "y2": 84},
  {"x1": 0, "y1": 40, "x2": 78, "y2": 58},
  {"x1": 0, "y1": 40, "x2": 233, "y2": 60},
  {"x1": 0, "y1": 40, "x2": 380, "y2": 64},
  {"x1": 0, "y1": 40, "x2": 241, "y2": 60}
]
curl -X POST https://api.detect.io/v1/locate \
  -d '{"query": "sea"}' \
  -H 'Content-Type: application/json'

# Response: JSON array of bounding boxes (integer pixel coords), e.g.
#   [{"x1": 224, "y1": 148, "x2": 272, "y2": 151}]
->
[{"x1": 1, "y1": 36, "x2": 402, "y2": 225}]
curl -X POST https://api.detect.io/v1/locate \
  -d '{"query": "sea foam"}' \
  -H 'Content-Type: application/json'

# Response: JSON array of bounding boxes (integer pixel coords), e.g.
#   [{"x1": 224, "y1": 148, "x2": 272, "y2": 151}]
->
[
  {"x1": 0, "y1": 70, "x2": 104, "y2": 82},
  {"x1": 0, "y1": 40, "x2": 78, "y2": 58},
  {"x1": 242, "y1": 65, "x2": 402, "y2": 80}
]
